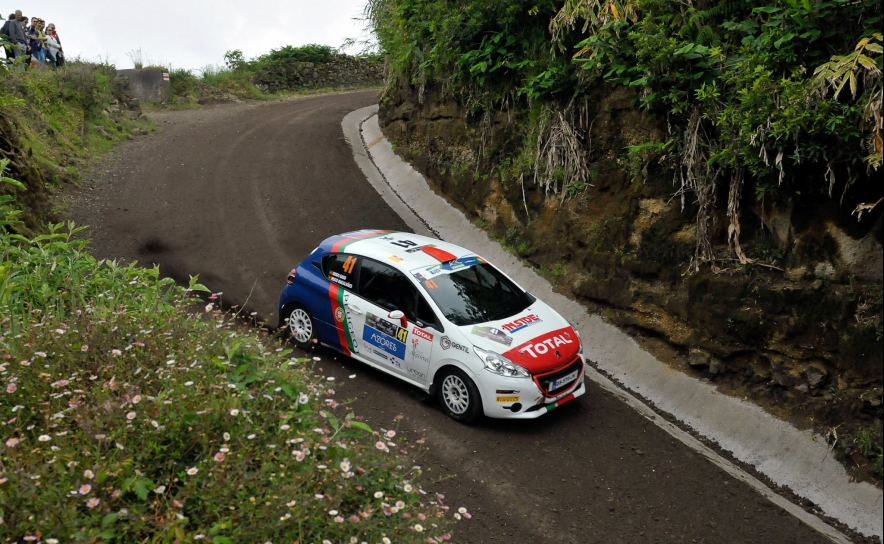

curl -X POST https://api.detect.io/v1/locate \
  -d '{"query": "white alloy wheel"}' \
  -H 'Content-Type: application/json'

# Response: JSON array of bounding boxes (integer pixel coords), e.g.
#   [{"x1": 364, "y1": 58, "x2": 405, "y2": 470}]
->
[
  {"x1": 286, "y1": 305, "x2": 315, "y2": 348},
  {"x1": 442, "y1": 374, "x2": 471, "y2": 414}
]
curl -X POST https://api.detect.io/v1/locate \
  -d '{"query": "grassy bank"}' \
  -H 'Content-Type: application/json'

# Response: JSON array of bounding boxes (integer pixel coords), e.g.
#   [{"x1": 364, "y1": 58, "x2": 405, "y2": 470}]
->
[
  {"x1": 1, "y1": 56, "x2": 460, "y2": 541},
  {"x1": 0, "y1": 171, "x2": 459, "y2": 542},
  {"x1": 0, "y1": 60, "x2": 154, "y2": 233}
]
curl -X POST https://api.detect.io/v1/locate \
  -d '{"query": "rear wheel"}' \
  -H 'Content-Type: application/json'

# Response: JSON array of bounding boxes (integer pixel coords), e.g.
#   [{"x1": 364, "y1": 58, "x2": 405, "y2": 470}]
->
[
  {"x1": 282, "y1": 304, "x2": 316, "y2": 349},
  {"x1": 436, "y1": 367, "x2": 482, "y2": 424}
]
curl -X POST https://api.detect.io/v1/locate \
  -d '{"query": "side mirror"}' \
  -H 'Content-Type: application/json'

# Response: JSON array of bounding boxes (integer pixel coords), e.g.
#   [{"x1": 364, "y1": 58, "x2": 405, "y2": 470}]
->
[{"x1": 388, "y1": 310, "x2": 408, "y2": 329}]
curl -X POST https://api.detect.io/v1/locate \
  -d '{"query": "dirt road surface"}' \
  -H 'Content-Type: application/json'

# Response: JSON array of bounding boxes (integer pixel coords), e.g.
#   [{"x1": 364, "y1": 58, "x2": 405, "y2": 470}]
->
[{"x1": 68, "y1": 91, "x2": 831, "y2": 543}]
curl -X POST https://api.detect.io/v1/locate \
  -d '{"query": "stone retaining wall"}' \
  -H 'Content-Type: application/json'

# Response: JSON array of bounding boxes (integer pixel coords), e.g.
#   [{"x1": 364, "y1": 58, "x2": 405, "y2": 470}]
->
[{"x1": 252, "y1": 55, "x2": 383, "y2": 93}]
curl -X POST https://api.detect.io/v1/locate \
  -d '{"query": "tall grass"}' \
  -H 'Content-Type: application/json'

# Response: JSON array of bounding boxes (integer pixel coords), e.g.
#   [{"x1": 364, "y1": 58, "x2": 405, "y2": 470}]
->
[{"x1": 0, "y1": 170, "x2": 462, "y2": 542}]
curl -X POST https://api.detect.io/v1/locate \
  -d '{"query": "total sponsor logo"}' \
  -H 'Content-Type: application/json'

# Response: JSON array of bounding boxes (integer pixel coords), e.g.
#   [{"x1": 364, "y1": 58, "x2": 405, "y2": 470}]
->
[
  {"x1": 412, "y1": 327, "x2": 434, "y2": 342},
  {"x1": 517, "y1": 333, "x2": 573, "y2": 358},
  {"x1": 501, "y1": 313, "x2": 542, "y2": 334},
  {"x1": 502, "y1": 327, "x2": 580, "y2": 372}
]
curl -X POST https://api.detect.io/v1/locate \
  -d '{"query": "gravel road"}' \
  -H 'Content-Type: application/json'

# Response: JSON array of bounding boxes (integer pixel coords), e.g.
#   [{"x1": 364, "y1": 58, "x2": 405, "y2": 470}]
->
[{"x1": 66, "y1": 91, "x2": 831, "y2": 544}]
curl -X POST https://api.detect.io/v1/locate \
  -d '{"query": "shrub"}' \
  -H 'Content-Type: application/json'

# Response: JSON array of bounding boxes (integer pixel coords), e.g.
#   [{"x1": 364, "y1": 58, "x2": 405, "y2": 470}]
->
[
  {"x1": 169, "y1": 68, "x2": 199, "y2": 97},
  {"x1": 0, "y1": 170, "x2": 460, "y2": 542},
  {"x1": 259, "y1": 44, "x2": 338, "y2": 66}
]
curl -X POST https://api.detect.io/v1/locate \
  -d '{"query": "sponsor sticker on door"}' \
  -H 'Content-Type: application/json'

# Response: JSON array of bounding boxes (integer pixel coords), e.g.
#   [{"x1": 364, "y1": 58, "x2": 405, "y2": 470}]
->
[
  {"x1": 364, "y1": 313, "x2": 407, "y2": 360},
  {"x1": 412, "y1": 327, "x2": 434, "y2": 342}
]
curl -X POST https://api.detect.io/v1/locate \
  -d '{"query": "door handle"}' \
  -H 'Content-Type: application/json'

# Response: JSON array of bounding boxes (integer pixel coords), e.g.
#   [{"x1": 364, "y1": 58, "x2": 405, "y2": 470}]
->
[{"x1": 346, "y1": 304, "x2": 363, "y2": 315}]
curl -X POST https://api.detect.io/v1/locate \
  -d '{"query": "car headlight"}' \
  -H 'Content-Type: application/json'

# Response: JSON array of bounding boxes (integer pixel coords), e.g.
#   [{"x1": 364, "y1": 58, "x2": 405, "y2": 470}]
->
[{"x1": 473, "y1": 347, "x2": 530, "y2": 378}]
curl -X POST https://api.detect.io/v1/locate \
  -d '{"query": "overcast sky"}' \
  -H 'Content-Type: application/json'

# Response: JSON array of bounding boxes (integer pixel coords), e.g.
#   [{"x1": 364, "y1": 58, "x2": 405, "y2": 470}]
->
[{"x1": 23, "y1": 0, "x2": 373, "y2": 71}]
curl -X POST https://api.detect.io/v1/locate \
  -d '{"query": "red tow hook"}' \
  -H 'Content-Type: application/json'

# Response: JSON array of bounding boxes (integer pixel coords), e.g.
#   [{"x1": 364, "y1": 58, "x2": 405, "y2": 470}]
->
[{"x1": 286, "y1": 268, "x2": 297, "y2": 285}]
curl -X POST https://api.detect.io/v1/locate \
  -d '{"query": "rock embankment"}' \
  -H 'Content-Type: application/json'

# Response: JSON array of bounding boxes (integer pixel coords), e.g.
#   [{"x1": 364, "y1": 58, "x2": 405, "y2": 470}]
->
[
  {"x1": 379, "y1": 81, "x2": 884, "y2": 484},
  {"x1": 253, "y1": 55, "x2": 383, "y2": 93}
]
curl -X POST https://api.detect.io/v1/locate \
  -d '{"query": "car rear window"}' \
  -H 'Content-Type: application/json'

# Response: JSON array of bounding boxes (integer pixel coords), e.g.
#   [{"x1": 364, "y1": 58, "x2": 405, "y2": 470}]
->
[
  {"x1": 323, "y1": 254, "x2": 359, "y2": 290},
  {"x1": 413, "y1": 262, "x2": 533, "y2": 326}
]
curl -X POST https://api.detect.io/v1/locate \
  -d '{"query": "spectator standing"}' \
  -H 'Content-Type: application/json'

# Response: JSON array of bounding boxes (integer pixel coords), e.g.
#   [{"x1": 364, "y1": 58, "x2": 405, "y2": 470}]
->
[
  {"x1": 44, "y1": 27, "x2": 60, "y2": 68},
  {"x1": 1, "y1": 12, "x2": 27, "y2": 66},
  {"x1": 27, "y1": 17, "x2": 45, "y2": 67},
  {"x1": 45, "y1": 23, "x2": 62, "y2": 67}
]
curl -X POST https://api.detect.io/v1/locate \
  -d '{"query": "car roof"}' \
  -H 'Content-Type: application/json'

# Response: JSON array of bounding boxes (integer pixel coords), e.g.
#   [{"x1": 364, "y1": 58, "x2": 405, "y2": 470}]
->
[{"x1": 318, "y1": 230, "x2": 476, "y2": 271}]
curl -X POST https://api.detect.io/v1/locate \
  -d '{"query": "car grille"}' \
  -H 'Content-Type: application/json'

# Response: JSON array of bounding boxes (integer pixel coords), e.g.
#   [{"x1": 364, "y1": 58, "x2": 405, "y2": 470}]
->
[{"x1": 533, "y1": 357, "x2": 583, "y2": 397}]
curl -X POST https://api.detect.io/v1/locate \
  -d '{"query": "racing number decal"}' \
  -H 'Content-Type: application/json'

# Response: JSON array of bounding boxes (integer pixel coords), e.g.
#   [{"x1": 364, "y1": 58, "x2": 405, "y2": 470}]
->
[
  {"x1": 396, "y1": 328, "x2": 408, "y2": 343},
  {"x1": 424, "y1": 279, "x2": 438, "y2": 290},
  {"x1": 342, "y1": 256, "x2": 357, "y2": 274},
  {"x1": 390, "y1": 239, "x2": 418, "y2": 249}
]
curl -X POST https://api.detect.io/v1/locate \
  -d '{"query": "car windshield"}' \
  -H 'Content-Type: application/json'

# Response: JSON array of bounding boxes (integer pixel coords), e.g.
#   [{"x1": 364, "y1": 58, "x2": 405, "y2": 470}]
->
[{"x1": 413, "y1": 261, "x2": 533, "y2": 326}]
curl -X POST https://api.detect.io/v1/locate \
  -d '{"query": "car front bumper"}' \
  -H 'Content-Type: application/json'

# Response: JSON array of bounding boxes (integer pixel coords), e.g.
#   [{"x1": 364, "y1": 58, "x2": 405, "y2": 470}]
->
[{"x1": 478, "y1": 357, "x2": 586, "y2": 419}]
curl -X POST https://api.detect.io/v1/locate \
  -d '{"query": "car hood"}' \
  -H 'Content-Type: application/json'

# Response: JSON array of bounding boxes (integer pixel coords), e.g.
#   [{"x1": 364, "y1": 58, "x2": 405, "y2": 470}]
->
[{"x1": 457, "y1": 300, "x2": 580, "y2": 374}]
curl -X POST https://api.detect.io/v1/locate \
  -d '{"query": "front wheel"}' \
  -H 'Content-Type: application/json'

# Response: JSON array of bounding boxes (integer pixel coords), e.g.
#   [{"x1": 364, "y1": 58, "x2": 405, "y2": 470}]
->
[
  {"x1": 436, "y1": 368, "x2": 482, "y2": 424},
  {"x1": 282, "y1": 304, "x2": 316, "y2": 349}
]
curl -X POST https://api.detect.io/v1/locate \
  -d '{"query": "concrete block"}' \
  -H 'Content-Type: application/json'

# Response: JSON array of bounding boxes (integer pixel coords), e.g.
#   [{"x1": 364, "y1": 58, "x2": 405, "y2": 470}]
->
[{"x1": 115, "y1": 68, "x2": 171, "y2": 104}]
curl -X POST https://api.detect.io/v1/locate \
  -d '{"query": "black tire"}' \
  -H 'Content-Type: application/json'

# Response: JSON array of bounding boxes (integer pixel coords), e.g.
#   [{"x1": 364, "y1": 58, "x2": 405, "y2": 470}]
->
[
  {"x1": 281, "y1": 303, "x2": 316, "y2": 349},
  {"x1": 436, "y1": 367, "x2": 482, "y2": 424}
]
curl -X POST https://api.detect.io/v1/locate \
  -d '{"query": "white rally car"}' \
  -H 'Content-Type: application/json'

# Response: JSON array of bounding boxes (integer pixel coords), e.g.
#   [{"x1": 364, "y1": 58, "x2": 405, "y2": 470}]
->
[{"x1": 278, "y1": 230, "x2": 586, "y2": 423}]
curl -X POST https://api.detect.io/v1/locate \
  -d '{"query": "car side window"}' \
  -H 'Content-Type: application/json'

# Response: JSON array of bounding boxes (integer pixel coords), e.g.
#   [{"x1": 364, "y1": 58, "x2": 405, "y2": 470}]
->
[
  {"x1": 358, "y1": 258, "x2": 410, "y2": 311},
  {"x1": 358, "y1": 258, "x2": 440, "y2": 327},
  {"x1": 322, "y1": 253, "x2": 359, "y2": 291},
  {"x1": 415, "y1": 292, "x2": 442, "y2": 331}
]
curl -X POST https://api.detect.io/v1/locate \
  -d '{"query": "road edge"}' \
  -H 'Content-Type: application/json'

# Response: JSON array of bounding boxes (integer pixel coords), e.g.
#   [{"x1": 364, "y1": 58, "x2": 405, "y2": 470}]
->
[{"x1": 343, "y1": 104, "x2": 881, "y2": 542}]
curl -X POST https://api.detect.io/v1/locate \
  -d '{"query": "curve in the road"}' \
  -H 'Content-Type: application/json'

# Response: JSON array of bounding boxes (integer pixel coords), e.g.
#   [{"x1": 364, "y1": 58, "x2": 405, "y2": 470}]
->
[{"x1": 69, "y1": 92, "x2": 839, "y2": 544}]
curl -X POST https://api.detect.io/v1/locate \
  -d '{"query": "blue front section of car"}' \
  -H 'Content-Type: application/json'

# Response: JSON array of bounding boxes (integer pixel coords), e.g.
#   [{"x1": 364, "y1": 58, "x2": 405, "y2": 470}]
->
[{"x1": 278, "y1": 247, "x2": 339, "y2": 347}]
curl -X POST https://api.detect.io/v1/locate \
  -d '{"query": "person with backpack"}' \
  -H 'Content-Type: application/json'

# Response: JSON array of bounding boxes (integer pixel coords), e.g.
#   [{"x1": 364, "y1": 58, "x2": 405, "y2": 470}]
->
[{"x1": 1, "y1": 12, "x2": 28, "y2": 66}]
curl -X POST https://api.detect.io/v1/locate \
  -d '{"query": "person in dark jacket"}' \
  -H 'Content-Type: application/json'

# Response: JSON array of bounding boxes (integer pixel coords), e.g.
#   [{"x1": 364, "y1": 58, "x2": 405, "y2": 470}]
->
[
  {"x1": 1, "y1": 12, "x2": 28, "y2": 65},
  {"x1": 27, "y1": 17, "x2": 45, "y2": 67}
]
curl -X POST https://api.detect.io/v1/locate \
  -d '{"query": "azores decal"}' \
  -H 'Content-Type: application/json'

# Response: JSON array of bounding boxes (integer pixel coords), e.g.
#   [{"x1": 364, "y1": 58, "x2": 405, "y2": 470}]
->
[{"x1": 364, "y1": 313, "x2": 407, "y2": 360}]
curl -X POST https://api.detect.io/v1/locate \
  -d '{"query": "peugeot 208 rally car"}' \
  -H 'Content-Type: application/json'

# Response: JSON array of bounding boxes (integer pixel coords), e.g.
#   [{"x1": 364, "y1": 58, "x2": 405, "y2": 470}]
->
[{"x1": 278, "y1": 230, "x2": 585, "y2": 423}]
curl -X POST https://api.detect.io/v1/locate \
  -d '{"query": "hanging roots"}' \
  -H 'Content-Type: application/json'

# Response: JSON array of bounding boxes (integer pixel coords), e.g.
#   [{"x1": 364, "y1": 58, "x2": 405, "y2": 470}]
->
[
  {"x1": 727, "y1": 169, "x2": 751, "y2": 265},
  {"x1": 678, "y1": 108, "x2": 719, "y2": 273},
  {"x1": 530, "y1": 100, "x2": 592, "y2": 208}
]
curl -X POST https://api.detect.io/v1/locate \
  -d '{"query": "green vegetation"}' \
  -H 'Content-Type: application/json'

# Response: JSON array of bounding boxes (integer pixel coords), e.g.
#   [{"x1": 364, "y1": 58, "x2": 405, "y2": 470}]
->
[
  {"x1": 0, "y1": 186, "x2": 457, "y2": 541},
  {"x1": 366, "y1": 0, "x2": 882, "y2": 268},
  {"x1": 0, "y1": 51, "x2": 457, "y2": 541},
  {"x1": 0, "y1": 60, "x2": 153, "y2": 232},
  {"x1": 165, "y1": 44, "x2": 382, "y2": 106},
  {"x1": 854, "y1": 429, "x2": 884, "y2": 475}
]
